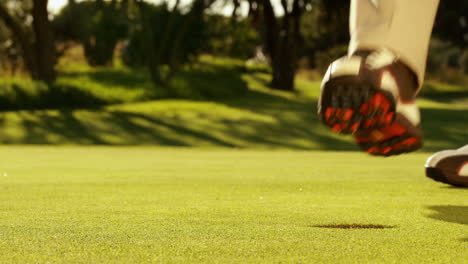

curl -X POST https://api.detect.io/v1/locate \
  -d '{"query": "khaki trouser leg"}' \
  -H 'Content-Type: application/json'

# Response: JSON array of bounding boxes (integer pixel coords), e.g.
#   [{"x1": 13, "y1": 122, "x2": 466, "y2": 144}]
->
[{"x1": 349, "y1": 0, "x2": 440, "y2": 88}]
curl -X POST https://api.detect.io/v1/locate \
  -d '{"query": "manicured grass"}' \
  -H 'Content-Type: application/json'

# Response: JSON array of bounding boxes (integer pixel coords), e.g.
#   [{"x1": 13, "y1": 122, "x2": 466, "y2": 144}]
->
[
  {"x1": 0, "y1": 56, "x2": 249, "y2": 110},
  {"x1": 0, "y1": 56, "x2": 467, "y2": 152},
  {"x1": 0, "y1": 147, "x2": 466, "y2": 263},
  {"x1": 0, "y1": 58, "x2": 466, "y2": 263},
  {"x1": 0, "y1": 88, "x2": 466, "y2": 152}
]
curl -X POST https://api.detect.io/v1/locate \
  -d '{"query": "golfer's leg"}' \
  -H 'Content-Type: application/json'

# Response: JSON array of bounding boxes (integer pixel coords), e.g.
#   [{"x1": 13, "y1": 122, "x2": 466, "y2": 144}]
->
[
  {"x1": 349, "y1": 0, "x2": 440, "y2": 89},
  {"x1": 318, "y1": 0, "x2": 441, "y2": 156}
]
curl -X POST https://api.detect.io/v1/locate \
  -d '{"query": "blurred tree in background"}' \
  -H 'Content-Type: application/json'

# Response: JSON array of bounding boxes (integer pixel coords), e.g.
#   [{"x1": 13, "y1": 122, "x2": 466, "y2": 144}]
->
[
  {"x1": 434, "y1": 1, "x2": 468, "y2": 50},
  {"x1": 53, "y1": 0, "x2": 128, "y2": 66},
  {"x1": 123, "y1": 0, "x2": 207, "y2": 85},
  {"x1": 237, "y1": 0, "x2": 349, "y2": 91},
  {"x1": 0, "y1": 21, "x2": 19, "y2": 74},
  {"x1": 204, "y1": 14, "x2": 259, "y2": 60},
  {"x1": 432, "y1": 1, "x2": 468, "y2": 75},
  {"x1": 0, "y1": 0, "x2": 56, "y2": 83},
  {"x1": 0, "y1": 0, "x2": 466, "y2": 95},
  {"x1": 300, "y1": 0, "x2": 348, "y2": 72},
  {"x1": 246, "y1": 0, "x2": 309, "y2": 91}
]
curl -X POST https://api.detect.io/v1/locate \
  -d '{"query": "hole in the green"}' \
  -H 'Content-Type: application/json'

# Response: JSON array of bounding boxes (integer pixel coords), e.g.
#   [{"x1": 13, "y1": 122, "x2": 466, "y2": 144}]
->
[{"x1": 312, "y1": 224, "x2": 395, "y2": 229}]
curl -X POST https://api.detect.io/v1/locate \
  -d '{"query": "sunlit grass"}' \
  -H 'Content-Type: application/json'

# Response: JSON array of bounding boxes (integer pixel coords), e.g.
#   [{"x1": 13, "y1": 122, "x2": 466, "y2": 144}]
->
[
  {"x1": 0, "y1": 147, "x2": 466, "y2": 263},
  {"x1": 0, "y1": 56, "x2": 466, "y2": 151},
  {"x1": 0, "y1": 56, "x2": 466, "y2": 263}
]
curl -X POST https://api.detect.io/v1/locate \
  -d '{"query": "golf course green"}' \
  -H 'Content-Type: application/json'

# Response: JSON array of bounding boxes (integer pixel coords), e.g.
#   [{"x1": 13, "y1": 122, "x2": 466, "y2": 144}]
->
[
  {"x1": 0, "y1": 147, "x2": 466, "y2": 263},
  {"x1": 0, "y1": 57, "x2": 466, "y2": 263}
]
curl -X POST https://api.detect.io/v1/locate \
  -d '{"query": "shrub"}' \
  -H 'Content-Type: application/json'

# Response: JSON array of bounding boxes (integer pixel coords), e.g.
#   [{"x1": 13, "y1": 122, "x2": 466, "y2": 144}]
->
[
  {"x1": 53, "y1": 1, "x2": 128, "y2": 66},
  {"x1": 459, "y1": 49, "x2": 468, "y2": 74},
  {"x1": 314, "y1": 45, "x2": 348, "y2": 74},
  {"x1": 426, "y1": 38, "x2": 461, "y2": 78},
  {"x1": 203, "y1": 15, "x2": 260, "y2": 60}
]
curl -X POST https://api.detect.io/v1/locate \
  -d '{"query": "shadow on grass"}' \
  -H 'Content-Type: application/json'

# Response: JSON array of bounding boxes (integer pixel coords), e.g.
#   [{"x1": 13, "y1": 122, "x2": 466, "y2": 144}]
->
[
  {"x1": 0, "y1": 77, "x2": 466, "y2": 150},
  {"x1": 170, "y1": 65, "x2": 248, "y2": 99},
  {"x1": 61, "y1": 63, "x2": 249, "y2": 100},
  {"x1": 0, "y1": 63, "x2": 251, "y2": 112},
  {"x1": 426, "y1": 205, "x2": 468, "y2": 225},
  {"x1": 0, "y1": 61, "x2": 466, "y2": 150},
  {"x1": 61, "y1": 68, "x2": 149, "y2": 90},
  {"x1": 420, "y1": 91, "x2": 468, "y2": 103},
  {"x1": 427, "y1": 206, "x2": 468, "y2": 242},
  {"x1": 0, "y1": 107, "x2": 356, "y2": 150},
  {"x1": 420, "y1": 82, "x2": 468, "y2": 103},
  {"x1": 0, "y1": 62, "x2": 357, "y2": 150},
  {"x1": 420, "y1": 108, "x2": 468, "y2": 152},
  {"x1": 0, "y1": 83, "x2": 106, "y2": 111},
  {"x1": 15, "y1": 110, "x2": 236, "y2": 147}
]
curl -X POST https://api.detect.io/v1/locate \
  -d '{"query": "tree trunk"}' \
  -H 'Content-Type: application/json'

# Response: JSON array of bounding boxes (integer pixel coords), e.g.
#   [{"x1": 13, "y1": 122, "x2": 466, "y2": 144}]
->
[
  {"x1": 96, "y1": 0, "x2": 104, "y2": 8},
  {"x1": 32, "y1": 0, "x2": 56, "y2": 83},
  {"x1": 0, "y1": 3, "x2": 38, "y2": 79},
  {"x1": 135, "y1": 0, "x2": 164, "y2": 85},
  {"x1": 271, "y1": 49, "x2": 296, "y2": 90},
  {"x1": 273, "y1": 0, "x2": 303, "y2": 91},
  {"x1": 261, "y1": 0, "x2": 304, "y2": 91},
  {"x1": 261, "y1": 0, "x2": 278, "y2": 62}
]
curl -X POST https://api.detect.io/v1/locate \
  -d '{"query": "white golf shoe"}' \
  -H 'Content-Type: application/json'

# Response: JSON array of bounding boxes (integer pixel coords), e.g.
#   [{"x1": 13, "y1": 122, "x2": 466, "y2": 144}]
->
[
  {"x1": 319, "y1": 49, "x2": 423, "y2": 156},
  {"x1": 425, "y1": 145, "x2": 468, "y2": 187}
]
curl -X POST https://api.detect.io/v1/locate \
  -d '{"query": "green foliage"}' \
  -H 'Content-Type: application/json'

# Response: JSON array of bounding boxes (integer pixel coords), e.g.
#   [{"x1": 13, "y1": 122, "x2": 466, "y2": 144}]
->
[
  {"x1": 0, "y1": 78, "x2": 106, "y2": 110},
  {"x1": 300, "y1": 0, "x2": 349, "y2": 67},
  {"x1": 52, "y1": 2, "x2": 92, "y2": 42},
  {"x1": 122, "y1": 1, "x2": 205, "y2": 84},
  {"x1": 433, "y1": 1, "x2": 468, "y2": 49},
  {"x1": 426, "y1": 38, "x2": 461, "y2": 78},
  {"x1": 460, "y1": 49, "x2": 468, "y2": 74},
  {"x1": 0, "y1": 22, "x2": 10, "y2": 70},
  {"x1": 85, "y1": 5, "x2": 128, "y2": 66},
  {"x1": 0, "y1": 56, "x2": 250, "y2": 110},
  {"x1": 203, "y1": 15, "x2": 260, "y2": 59},
  {"x1": 313, "y1": 45, "x2": 348, "y2": 74},
  {"x1": 0, "y1": 21, "x2": 8, "y2": 43},
  {"x1": 52, "y1": 1, "x2": 128, "y2": 66}
]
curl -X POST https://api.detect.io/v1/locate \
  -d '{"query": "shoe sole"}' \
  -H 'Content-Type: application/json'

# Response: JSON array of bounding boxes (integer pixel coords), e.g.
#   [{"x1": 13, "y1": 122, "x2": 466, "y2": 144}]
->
[
  {"x1": 354, "y1": 114, "x2": 423, "y2": 156},
  {"x1": 320, "y1": 76, "x2": 423, "y2": 156},
  {"x1": 320, "y1": 76, "x2": 396, "y2": 134},
  {"x1": 426, "y1": 155, "x2": 468, "y2": 187},
  {"x1": 425, "y1": 167, "x2": 467, "y2": 187}
]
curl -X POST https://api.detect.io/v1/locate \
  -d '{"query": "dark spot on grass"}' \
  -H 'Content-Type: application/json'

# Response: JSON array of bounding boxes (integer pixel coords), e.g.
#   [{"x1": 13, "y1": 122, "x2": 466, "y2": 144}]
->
[{"x1": 312, "y1": 224, "x2": 395, "y2": 229}]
